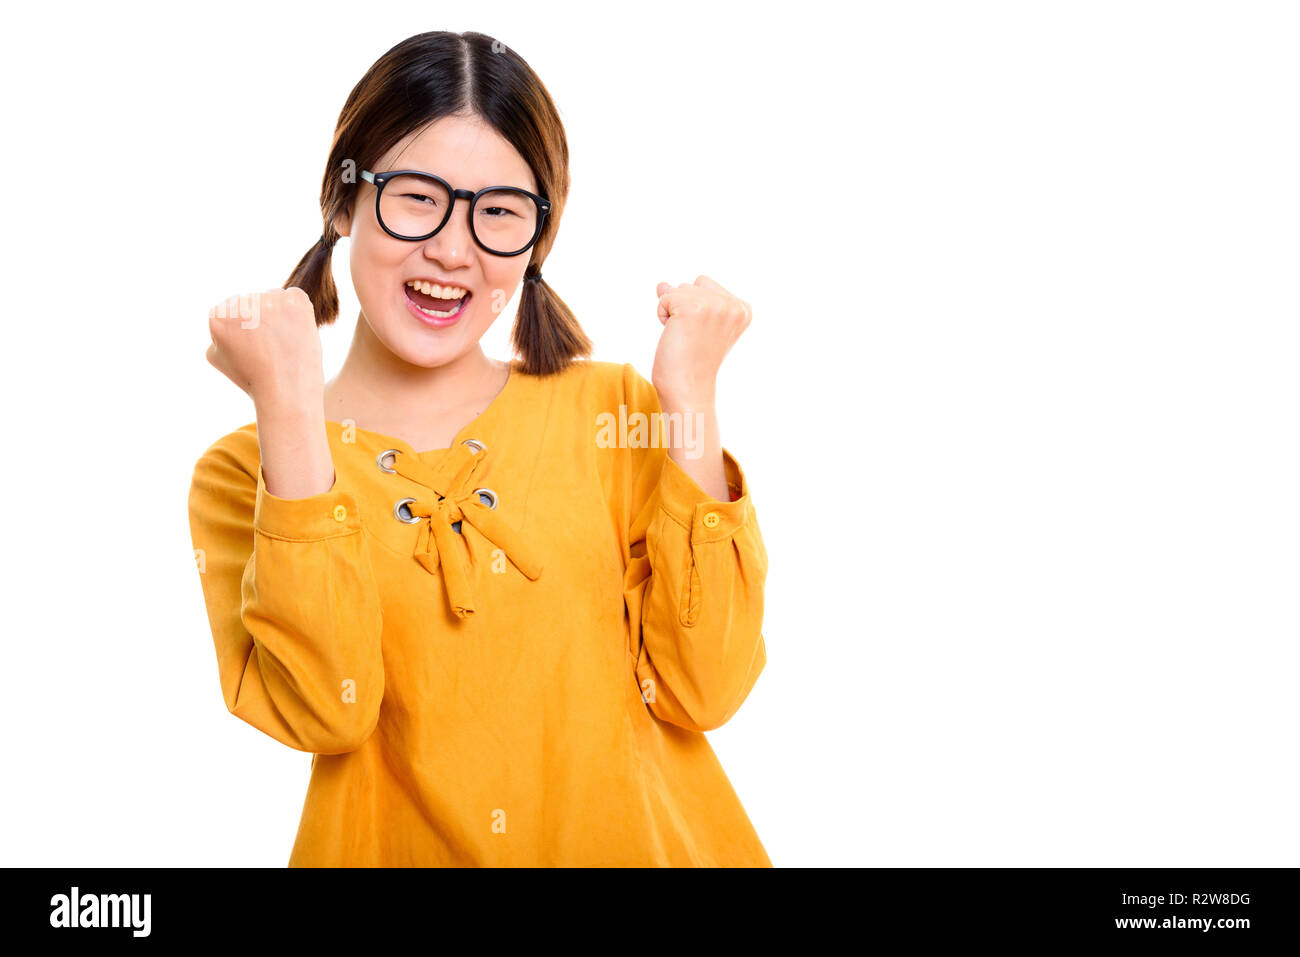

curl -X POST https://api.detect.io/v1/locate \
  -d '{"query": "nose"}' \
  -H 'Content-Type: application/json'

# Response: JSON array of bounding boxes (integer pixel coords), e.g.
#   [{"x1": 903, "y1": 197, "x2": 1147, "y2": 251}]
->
[{"x1": 422, "y1": 193, "x2": 476, "y2": 266}]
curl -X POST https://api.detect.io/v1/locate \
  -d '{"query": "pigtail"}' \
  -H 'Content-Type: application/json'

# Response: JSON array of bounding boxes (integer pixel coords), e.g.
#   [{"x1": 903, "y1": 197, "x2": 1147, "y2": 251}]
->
[
  {"x1": 511, "y1": 267, "x2": 593, "y2": 376},
  {"x1": 284, "y1": 227, "x2": 341, "y2": 326}
]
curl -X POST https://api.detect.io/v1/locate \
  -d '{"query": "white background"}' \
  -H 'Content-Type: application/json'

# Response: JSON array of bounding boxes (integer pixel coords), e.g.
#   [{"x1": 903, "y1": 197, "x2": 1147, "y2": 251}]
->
[{"x1": 1, "y1": 0, "x2": 1297, "y2": 867}]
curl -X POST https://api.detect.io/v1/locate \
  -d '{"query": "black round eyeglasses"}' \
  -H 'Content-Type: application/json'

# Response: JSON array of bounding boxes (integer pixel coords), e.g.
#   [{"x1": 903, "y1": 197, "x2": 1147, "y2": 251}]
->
[{"x1": 360, "y1": 169, "x2": 551, "y2": 257}]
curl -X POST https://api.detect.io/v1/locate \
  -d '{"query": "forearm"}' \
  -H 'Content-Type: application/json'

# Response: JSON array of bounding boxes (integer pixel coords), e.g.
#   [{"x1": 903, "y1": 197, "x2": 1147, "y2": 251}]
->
[
  {"x1": 660, "y1": 394, "x2": 729, "y2": 502},
  {"x1": 254, "y1": 396, "x2": 335, "y2": 499}
]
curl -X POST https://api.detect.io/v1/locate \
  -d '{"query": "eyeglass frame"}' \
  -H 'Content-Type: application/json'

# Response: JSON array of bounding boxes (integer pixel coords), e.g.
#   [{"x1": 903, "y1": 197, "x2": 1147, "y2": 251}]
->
[{"x1": 359, "y1": 168, "x2": 551, "y2": 257}]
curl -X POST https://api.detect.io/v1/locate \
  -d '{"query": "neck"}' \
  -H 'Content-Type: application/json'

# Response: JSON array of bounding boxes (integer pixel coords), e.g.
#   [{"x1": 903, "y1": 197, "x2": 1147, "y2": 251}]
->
[{"x1": 325, "y1": 309, "x2": 506, "y2": 424}]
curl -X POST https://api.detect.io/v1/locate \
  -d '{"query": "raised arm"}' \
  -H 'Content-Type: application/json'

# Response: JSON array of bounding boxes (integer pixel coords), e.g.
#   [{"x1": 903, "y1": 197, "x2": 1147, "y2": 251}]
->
[
  {"x1": 188, "y1": 429, "x2": 385, "y2": 753},
  {"x1": 620, "y1": 363, "x2": 769, "y2": 731}
]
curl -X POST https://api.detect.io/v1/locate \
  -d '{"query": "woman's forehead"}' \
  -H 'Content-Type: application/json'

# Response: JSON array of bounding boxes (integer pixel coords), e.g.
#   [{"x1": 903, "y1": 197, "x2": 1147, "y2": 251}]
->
[{"x1": 380, "y1": 118, "x2": 536, "y2": 192}]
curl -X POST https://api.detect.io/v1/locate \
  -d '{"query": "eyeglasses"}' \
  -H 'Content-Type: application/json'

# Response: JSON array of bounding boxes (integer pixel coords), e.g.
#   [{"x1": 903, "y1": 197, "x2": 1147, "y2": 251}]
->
[{"x1": 360, "y1": 169, "x2": 551, "y2": 257}]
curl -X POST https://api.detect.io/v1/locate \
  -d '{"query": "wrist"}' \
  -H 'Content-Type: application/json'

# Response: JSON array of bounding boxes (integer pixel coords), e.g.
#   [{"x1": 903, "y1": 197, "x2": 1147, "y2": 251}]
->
[
  {"x1": 254, "y1": 385, "x2": 324, "y2": 421},
  {"x1": 655, "y1": 385, "x2": 716, "y2": 411}
]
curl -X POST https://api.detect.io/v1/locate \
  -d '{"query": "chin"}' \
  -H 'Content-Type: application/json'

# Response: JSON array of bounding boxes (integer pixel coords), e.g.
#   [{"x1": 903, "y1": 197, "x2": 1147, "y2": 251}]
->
[
  {"x1": 392, "y1": 336, "x2": 465, "y2": 368},
  {"x1": 360, "y1": 314, "x2": 445, "y2": 365}
]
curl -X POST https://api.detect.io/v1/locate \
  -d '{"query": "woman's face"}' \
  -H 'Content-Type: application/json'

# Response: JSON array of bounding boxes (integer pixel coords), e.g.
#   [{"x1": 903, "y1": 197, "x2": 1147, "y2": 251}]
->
[{"x1": 335, "y1": 114, "x2": 538, "y2": 368}]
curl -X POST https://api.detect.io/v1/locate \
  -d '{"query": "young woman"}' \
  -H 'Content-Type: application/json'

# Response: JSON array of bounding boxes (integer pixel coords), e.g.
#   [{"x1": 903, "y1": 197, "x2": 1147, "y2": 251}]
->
[{"x1": 188, "y1": 30, "x2": 770, "y2": 867}]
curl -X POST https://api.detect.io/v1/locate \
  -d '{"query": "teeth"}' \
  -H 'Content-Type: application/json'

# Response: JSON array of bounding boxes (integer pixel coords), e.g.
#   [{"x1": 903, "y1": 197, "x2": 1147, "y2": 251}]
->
[
  {"x1": 405, "y1": 279, "x2": 468, "y2": 299},
  {"x1": 415, "y1": 302, "x2": 462, "y2": 319}
]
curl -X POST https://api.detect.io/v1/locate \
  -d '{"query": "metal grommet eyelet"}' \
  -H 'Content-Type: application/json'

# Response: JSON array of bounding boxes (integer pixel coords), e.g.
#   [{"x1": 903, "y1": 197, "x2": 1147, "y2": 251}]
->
[
  {"x1": 377, "y1": 449, "x2": 400, "y2": 473},
  {"x1": 473, "y1": 487, "x2": 498, "y2": 510},
  {"x1": 463, "y1": 438, "x2": 486, "y2": 454},
  {"x1": 393, "y1": 498, "x2": 420, "y2": 524}
]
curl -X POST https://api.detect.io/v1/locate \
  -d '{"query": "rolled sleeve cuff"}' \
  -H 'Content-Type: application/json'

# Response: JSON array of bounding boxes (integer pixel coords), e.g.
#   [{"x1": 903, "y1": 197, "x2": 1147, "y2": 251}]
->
[
  {"x1": 656, "y1": 447, "x2": 756, "y2": 544},
  {"x1": 253, "y1": 465, "x2": 361, "y2": 541}
]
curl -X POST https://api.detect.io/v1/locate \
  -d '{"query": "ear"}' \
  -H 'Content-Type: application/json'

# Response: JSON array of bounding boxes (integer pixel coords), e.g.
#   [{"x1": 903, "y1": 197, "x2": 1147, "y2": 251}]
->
[{"x1": 334, "y1": 207, "x2": 351, "y2": 239}]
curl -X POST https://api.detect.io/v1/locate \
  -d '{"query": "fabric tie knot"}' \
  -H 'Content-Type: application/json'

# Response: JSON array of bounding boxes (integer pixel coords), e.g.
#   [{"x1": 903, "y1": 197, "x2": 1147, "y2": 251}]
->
[{"x1": 388, "y1": 441, "x2": 543, "y2": 620}]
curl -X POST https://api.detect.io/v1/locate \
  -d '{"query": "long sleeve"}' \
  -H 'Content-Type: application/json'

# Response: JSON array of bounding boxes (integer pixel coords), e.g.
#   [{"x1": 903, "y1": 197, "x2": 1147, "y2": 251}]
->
[
  {"x1": 187, "y1": 432, "x2": 385, "y2": 754},
  {"x1": 620, "y1": 365, "x2": 769, "y2": 732}
]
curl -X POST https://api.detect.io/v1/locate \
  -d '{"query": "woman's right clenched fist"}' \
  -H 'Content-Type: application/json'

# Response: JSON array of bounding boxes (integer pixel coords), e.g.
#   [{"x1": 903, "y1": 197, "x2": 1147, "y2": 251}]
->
[{"x1": 206, "y1": 286, "x2": 324, "y2": 407}]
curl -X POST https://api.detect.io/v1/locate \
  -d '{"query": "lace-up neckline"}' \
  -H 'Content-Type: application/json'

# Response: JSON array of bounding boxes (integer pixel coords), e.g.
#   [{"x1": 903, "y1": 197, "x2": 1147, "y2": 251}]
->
[{"x1": 384, "y1": 438, "x2": 543, "y2": 620}]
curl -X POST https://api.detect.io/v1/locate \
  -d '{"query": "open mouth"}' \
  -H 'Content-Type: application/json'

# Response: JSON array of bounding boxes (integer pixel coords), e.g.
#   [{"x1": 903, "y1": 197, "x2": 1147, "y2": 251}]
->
[{"x1": 404, "y1": 280, "x2": 471, "y2": 321}]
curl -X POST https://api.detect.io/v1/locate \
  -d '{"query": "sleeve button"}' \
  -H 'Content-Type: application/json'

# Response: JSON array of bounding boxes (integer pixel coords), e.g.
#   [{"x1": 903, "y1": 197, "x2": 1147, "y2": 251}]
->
[
  {"x1": 333, "y1": 504, "x2": 348, "y2": 523},
  {"x1": 703, "y1": 511, "x2": 720, "y2": 528}
]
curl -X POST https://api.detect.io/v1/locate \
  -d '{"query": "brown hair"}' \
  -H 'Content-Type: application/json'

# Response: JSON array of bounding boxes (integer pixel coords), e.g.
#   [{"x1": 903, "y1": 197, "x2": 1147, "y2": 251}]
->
[{"x1": 284, "y1": 31, "x2": 592, "y2": 376}]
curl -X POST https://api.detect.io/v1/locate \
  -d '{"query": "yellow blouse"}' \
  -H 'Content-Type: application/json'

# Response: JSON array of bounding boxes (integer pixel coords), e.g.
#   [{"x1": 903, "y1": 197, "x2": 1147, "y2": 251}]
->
[{"x1": 187, "y1": 359, "x2": 770, "y2": 866}]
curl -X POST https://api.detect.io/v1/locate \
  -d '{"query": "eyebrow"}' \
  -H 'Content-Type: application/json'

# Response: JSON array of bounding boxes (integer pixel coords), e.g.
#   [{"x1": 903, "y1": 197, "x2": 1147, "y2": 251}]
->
[{"x1": 388, "y1": 168, "x2": 536, "y2": 193}]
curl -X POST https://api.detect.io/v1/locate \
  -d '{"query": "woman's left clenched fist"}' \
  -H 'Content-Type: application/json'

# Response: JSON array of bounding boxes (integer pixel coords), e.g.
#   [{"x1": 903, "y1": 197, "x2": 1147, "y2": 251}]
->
[{"x1": 651, "y1": 274, "x2": 752, "y2": 405}]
